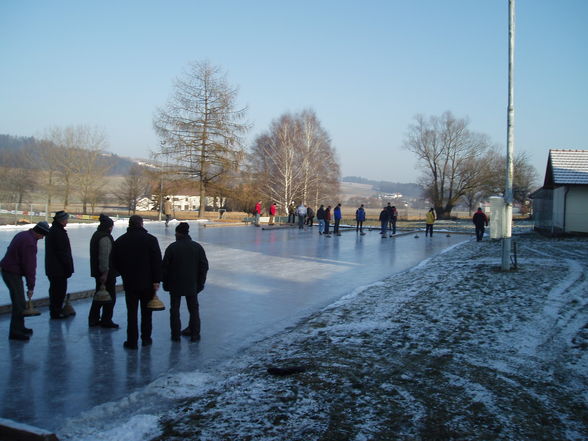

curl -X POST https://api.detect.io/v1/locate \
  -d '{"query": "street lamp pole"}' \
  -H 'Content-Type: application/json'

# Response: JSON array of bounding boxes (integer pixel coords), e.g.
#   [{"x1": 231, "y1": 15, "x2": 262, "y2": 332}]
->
[{"x1": 502, "y1": 0, "x2": 516, "y2": 270}]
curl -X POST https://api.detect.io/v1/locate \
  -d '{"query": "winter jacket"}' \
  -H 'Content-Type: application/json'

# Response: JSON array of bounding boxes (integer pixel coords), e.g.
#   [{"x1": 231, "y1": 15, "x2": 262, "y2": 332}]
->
[
  {"x1": 334, "y1": 206, "x2": 342, "y2": 220},
  {"x1": 473, "y1": 211, "x2": 488, "y2": 227},
  {"x1": 269, "y1": 204, "x2": 277, "y2": 216},
  {"x1": 0, "y1": 230, "x2": 40, "y2": 290},
  {"x1": 297, "y1": 204, "x2": 307, "y2": 216},
  {"x1": 379, "y1": 209, "x2": 389, "y2": 223},
  {"x1": 45, "y1": 221, "x2": 74, "y2": 278},
  {"x1": 162, "y1": 235, "x2": 209, "y2": 296},
  {"x1": 90, "y1": 229, "x2": 116, "y2": 278},
  {"x1": 356, "y1": 208, "x2": 366, "y2": 222},
  {"x1": 324, "y1": 208, "x2": 332, "y2": 221},
  {"x1": 255, "y1": 202, "x2": 262, "y2": 215},
  {"x1": 316, "y1": 207, "x2": 325, "y2": 220},
  {"x1": 426, "y1": 211, "x2": 436, "y2": 225},
  {"x1": 113, "y1": 225, "x2": 162, "y2": 291},
  {"x1": 306, "y1": 207, "x2": 314, "y2": 218}
]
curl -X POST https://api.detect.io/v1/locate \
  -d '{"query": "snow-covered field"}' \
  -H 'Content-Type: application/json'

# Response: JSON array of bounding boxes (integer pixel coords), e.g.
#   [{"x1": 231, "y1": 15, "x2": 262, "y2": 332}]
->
[{"x1": 61, "y1": 234, "x2": 587, "y2": 441}]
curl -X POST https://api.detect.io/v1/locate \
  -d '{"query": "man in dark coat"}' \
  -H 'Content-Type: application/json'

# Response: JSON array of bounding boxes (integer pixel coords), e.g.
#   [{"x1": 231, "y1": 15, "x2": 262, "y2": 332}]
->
[
  {"x1": 113, "y1": 215, "x2": 162, "y2": 349},
  {"x1": 88, "y1": 214, "x2": 119, "y2": 328},
  {"x1": 1, "y1": 221, "x2": 50, "y2": 340},
  {"x1": 472, "y1": 207, "x2": 489, "y2": 242},
  {"x1": 379, "y1": 207, "x2": 389, "y2": 237},
  {"x1": 162, "y1": 222, "x2": 209, "y2": 342},
  {"x1": 45, "y1": 211, "x2": 74, "y2": 319}
]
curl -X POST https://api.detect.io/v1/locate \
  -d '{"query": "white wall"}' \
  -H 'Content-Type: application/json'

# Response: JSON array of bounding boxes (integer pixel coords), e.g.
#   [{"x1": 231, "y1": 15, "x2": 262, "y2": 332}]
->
[{"x1": 565, "y1": 186, "x2": 588, "y2": 233}]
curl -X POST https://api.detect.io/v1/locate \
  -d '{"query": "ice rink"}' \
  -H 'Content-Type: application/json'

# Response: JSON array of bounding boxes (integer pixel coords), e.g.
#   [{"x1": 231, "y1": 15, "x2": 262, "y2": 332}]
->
[{"x1": 0, "y1": 220, "x2": 467, "y2": 433}]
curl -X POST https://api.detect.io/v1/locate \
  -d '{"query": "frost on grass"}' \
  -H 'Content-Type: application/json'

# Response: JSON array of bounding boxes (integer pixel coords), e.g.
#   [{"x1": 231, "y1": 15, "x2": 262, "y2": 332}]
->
[{"x1": 153, "y1": 236, "x2": 588, "y2": 441}]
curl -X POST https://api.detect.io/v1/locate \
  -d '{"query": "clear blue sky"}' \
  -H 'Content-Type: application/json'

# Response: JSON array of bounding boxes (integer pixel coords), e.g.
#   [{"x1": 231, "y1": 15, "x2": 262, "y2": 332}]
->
[{"x1": 1, "y1": 0, "x2": 586, "y2": 184}]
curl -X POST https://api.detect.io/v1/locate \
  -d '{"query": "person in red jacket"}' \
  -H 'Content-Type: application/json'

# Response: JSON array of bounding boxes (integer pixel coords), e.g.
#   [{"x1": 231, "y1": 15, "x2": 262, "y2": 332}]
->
[
  {"x1": 324, "y1": 206, "x2": 332, "y2": 237},
  {"x1": 268, "y1": 203, "x2": 277, "y2": 225},
  {"x1": 254, "y1": 201, "x2": 262, "y2": 227},
  {"x1": 472, "y1": 207, "x2": 489, "y2": 242}
]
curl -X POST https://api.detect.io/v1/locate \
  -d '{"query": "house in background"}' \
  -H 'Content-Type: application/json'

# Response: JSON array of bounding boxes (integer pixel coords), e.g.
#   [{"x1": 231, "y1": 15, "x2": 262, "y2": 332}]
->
[{"x1": 531, "y1": 149, "x2": 588, "y2": 235}]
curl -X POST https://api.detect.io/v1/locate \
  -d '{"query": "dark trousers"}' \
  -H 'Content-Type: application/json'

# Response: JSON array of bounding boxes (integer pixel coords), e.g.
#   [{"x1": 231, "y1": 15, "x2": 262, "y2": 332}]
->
[
  {"x1": 88, "y1": 276, "x2": 117, "y2": 324},
  {"x1": 356, "y1": 221, "x2": 363, "y2": 232},
  {"x1": 298, "y1": 215, "x2": 305, "y2": 229},
  {"x1": 169, "y1": 292, "x2": 200, "y2": 338},
  {"x1": 426, "y1": 224, "x2": 434, "y2": 237},
  {"x1": 306, "y1": 216, "x2": 314, "y2": 226},
  {"x1": 334, "y1": 219, "x2": 341, "y2": 234},
  {"x1": 475, "y1": 226, "x2": 485, "y2": 241},
  {"x1": 390, "y1": 219, "x2": 397, "y2": 234},
  {"x1": 380, "y1": 221, "x2": 387, "y2": 235},
  {"x1": 324, "y1": 221, "x2": 330, "y2": 234},
  {"x1": 48, "y1": 275, "x2": 68, "y2": 318},
  {"x1": 125, "y1": 289, "x2": 153, "y2": 345},
  {"x1": 288, "y1": 213, "x2": 295, "y2": 223},
  {"x1": 2, "y1": 270, "x2": 26, "y2": 336}
]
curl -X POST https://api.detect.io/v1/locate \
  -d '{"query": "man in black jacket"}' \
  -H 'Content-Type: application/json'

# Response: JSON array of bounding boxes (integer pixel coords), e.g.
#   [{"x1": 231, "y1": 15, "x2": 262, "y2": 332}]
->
[
  {"x1": 88, "y1": 214, "x2": 118, "y2": 328},
  {"x1": 113, "y1": 215, "x2": 162, "y2": 349},
  {"x1": 162, "y1": 222, "x2": 208, "y2": 342},
  {"x1": 45, "y1": 211, "x2": 74, "y2": 319}
]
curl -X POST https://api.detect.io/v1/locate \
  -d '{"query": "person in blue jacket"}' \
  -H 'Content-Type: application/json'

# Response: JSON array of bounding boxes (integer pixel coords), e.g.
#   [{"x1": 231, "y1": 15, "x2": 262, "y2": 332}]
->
[
  {"x1": 355, "y1": 205, "x2": 366, "y2": 234},
  {"x1": 333, "y1": 203, "x2": 342, "y2": 236}
]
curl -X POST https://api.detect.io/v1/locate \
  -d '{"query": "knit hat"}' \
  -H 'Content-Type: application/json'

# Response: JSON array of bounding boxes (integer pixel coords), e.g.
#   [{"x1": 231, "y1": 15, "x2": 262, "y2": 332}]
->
[
  {"x1": 33, "y1": 221, "x2": 50, "y2": 235},
  {"x1": 99, "y1": 213, "x2": 114, "y2": 228},
  {"x1": 53, "y1": 211, "x2": 69, "y2": 222},
  {"x1": 175, "y1": 222, "x2": 189, "y2": 235}
]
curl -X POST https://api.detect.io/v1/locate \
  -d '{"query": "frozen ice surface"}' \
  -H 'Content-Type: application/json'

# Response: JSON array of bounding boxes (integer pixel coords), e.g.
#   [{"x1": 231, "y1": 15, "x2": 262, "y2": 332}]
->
[{"x1": 0, "y1": 221, "x2": 466, "y2": 434}]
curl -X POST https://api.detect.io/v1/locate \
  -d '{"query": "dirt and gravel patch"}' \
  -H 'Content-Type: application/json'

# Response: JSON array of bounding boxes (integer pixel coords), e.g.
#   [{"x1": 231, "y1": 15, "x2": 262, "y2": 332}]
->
[{"x1": 152, "y1": 235, "x2": 587, "y2": 441}]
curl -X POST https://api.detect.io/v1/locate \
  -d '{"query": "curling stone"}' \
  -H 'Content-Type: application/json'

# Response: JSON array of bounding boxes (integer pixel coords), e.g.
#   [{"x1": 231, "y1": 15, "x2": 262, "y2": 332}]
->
[
  {"x1": 93, "y1": 284, "x2": 112, "y2": 303},
  {"x1": 147, "y1": 294, "x2": 165, "y2": 311},
  {"x1": 22, "y1": 299, "x2": 41, "y2": 317}
]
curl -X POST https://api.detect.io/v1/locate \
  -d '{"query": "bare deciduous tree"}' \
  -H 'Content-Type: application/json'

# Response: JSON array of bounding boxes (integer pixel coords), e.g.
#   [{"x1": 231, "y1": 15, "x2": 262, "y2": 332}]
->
[
  {"x1": 117, "y1": 165, "x2": 150, "y2": 214},
  {"x1": 154, "y1": 60, "x2": 249, "y2": 217},
  {"x1": 403, "y1": 111, "x2": 492, "y2": 218},
  {"x1": 250, "y1": 110, "x2": 340, "y2": 213}
]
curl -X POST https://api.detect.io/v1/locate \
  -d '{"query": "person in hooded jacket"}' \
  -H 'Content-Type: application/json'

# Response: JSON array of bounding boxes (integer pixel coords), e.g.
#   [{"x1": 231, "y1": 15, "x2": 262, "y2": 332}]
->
[
  {"x1": 88, "y1": 214, "x2": 119, "y2": 328},
  {"x1": 472, "y1": 207, "x2": 489, "y2": 241},
  {"x1": 45, "y1": 211, "x2": 74, "y2": 319},
  {"x1": 162, "y1": 222, "x2": 209, "y2": 342},
  {"x1": 333, "y1": 204, "x2": 342, "y2": 236},
  {"x1": 324, "y1": 206, "x2": 332, "y2": 237},
  {"x1": 113, "y1": 215, "x2": 162, "y2": 349}
]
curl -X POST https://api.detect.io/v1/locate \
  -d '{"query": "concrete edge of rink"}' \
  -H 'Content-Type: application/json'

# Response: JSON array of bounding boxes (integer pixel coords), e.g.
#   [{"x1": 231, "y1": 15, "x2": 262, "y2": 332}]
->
[
  {"x1": 0, "y1": 417, "x2": 60, "y2": 441},
  {"x1": 0, "y1": 286, "x2": 124, "y2": 315}
]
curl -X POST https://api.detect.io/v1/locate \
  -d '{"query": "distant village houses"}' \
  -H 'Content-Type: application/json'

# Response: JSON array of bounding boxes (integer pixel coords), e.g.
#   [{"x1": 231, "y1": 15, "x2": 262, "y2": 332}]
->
[{"x1": 135, "y1": 195, "x2": 226, "y2": 212}]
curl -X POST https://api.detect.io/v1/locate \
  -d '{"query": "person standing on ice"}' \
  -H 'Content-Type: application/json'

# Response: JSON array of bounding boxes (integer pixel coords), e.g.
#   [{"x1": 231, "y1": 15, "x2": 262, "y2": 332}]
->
[
  {"x1": 472, "y1": 207, "x2": 489, "y2": 242},
  {"x1": 379, "y1": 207, "x2": 389, "y2": 237},
  {"x1": 306, "y1": 206, "x2": 314, "y2": 227},
  {"x1": 45, "y1": 211, "x2": 74, "y2": 319},
  {"x1": 254, "y1": 200, "x2": 262, "y2": 226},
  {"x1": 425, "y1": 208, "x2": 436, "y2": 237},
  {"x1": 297, "y1": 202, "x2": 307, "y2": 229},
  {"x1": 113, "y1": 215, "x2": 162, "y2": 350},
  {"x1": 287, "y1": 203, "x2": 296, "y2": 223},
  {"x1": 268, "y1": 202, "x2": 277, "y2": 225},
  {"x1": 162, "y1": 222, "x2": 209, "y2": 342},
  {"x1": 333, "y1": 203, "x2": 342, "y2": 236},
  {"x1": 316, "y1": 204, "x2": 325, "y2": 235},
  {"x1": 1, "y1": 221, "x2": 50, "y2": 340},
  {"x1": 88, "y1": 214, "x2": 119, "y2": 329},
  {"x1": 163, "y1": 197, "x2": 173, "y2": 227},
  {"x1": 390, "y1": 205, "x2": 398, "y2": 235},
  {"x1": 355, "y1": 204, "x2": 366, "y2": 234},
  {"x1": 324, "y1": 205, "x2": 332, "y2": 237}
]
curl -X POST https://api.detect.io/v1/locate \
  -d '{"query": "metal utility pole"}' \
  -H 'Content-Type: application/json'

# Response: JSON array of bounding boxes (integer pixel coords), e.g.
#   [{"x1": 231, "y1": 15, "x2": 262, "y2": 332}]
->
[{"x1": 502, "y1": 0, "x2": 516, "y2": 270}]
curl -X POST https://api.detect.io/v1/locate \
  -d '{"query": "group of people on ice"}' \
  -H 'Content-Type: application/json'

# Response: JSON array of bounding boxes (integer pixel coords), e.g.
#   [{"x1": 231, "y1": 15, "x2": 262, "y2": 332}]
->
[
  {"x1": 254, "y1": 200, "x2": 489, "y2": 240},
  {"x1": 1, "y1": 212, "x2": 209, "y2": 347}
]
